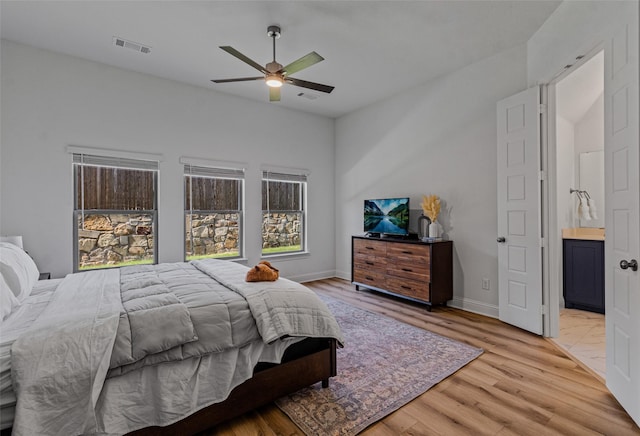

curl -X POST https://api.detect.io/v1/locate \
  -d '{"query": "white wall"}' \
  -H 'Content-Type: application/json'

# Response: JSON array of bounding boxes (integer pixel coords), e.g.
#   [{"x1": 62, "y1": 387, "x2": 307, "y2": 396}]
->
[
  {"x1": 334, "y1": 45, "x2": 528, "y2": 317},
  {"x1": 575, "y1": 93, "x2": 604, "y2": 155},
  {"x1": 575, "y1": 93, "x2": 604, "y2": 228},
  {"x1": 528, "y1": 2, "x2": 629, "y2": 85},
  {"x1": 556, "y1": 115, "x2": 575, "y2": 229},
  {"x1": 0, "y1": 40, "x2": 336, "y2": 280},
  {"x1": 555, "y1": 91, "x2": 604, "y2": 231}
]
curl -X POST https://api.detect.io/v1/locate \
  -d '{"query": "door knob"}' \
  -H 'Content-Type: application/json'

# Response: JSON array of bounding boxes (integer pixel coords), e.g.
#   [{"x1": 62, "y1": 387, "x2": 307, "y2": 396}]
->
[
  {"x1": 620, "y1": 259, "x2": 638, "y2": 271},
  {"x1": 497, "y1": 236, "x2": 506, "y2": 243}
]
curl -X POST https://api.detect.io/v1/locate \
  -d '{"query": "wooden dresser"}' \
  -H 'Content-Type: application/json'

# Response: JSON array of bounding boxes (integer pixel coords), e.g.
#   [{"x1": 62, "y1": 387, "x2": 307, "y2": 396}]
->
[{"x1": 351, "y1": 235, "x2": 453, "y2": 311}]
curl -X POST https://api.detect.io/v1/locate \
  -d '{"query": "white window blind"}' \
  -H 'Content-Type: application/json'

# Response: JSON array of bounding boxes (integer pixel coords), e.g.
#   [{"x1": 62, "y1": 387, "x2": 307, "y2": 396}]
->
[
  {"x1": 261, "y1": 168, "x2": 307, "y2": 255},
  {"x1": 183, "y1": 162, "x2": 244, "y2": 260},
  {"x1": 261, "y1": 170, "x2": 309, "y2": 183},
  {"x1": 72, "y1": 153, "x2": 159, "y2": 171},
  {"x1": 185, "y1": 165, "x2": 245, "y2": 180},
  {"x1": 72, "y1": 151, "x2": 158, "y2": 271}
]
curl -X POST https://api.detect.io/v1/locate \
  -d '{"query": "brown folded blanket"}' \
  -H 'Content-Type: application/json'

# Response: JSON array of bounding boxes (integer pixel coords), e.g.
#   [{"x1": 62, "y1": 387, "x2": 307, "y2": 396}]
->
[{"x1": 245, "y1": 260, "x2": 279, "y2": 282}]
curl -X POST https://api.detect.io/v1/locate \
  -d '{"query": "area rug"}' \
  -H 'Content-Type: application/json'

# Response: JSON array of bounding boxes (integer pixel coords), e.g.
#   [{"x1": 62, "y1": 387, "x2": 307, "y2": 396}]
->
[{"x1": 276, "y1": 295, "x2": 483, "y2": 436}]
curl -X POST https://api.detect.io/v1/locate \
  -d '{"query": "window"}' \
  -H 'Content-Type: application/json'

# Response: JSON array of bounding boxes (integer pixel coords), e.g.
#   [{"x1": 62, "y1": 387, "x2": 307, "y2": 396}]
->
[
  {"x1": 262, "y1": 169, "x2": 307, "y2": 256},
  {"x1": 184, "y1": 164, "x2": 244, "y2": 260},
  {"x1": 73, "y1": 153, "x2": 158, "y2": 271}
]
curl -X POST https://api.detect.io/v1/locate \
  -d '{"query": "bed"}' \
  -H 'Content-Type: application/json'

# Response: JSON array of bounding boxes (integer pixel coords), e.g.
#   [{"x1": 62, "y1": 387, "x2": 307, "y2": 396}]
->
[{"x1": 0, "y1": 242, "x2": 343, "y2": 435}]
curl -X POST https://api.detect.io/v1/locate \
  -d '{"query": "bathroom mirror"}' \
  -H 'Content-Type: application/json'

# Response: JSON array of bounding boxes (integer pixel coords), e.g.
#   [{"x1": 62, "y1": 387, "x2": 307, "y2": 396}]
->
[{"x1": 578, "y1": 150, "x2": 604, "y2": 228}]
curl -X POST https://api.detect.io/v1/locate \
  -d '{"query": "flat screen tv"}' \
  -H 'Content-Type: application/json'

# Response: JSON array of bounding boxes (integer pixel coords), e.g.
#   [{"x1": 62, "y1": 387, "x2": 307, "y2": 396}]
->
[{"x1": 364, "y1": 197, "x2": 410, "y2": 236}]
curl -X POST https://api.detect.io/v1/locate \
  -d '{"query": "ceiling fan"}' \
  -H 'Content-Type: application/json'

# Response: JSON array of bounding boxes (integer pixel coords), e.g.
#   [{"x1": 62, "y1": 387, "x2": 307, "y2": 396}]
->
[{"x1": 211, "y1": 25, "x2": 334, "y2": 102}]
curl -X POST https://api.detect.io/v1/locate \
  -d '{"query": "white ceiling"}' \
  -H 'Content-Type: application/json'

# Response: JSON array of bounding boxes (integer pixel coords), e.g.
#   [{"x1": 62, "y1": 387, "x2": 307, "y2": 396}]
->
[{"x1": 0, "y1": 1, "x2": 561, "y2": 118}]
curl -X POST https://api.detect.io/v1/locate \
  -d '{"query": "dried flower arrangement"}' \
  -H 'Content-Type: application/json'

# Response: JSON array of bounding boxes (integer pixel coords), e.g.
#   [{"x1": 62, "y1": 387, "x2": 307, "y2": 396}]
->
[{"x1": 421, "y1": 194, "x2": 441, "y2": 222}]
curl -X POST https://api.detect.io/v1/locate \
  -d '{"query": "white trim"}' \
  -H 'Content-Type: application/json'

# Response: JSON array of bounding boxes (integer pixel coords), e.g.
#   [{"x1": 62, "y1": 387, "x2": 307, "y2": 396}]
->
[
  {"x1": 260, "y1": 164, "x2": 310, "y2": 177},
  {"x1": 546, "y1": 82, "x2": 561, "y2": 339},
  {"x1": 261, "y1": 166, "x2": 308, "y2": 256},
  {"x1": 540, "y1": 84, "x2": 551, "y2": 338},
  {"x1": 183, "y1": 165, "x2": 244, "y2": 179},
  {"x1": 546, "y1": 44, "x2": 606, "y2": 339},
  {"x1": 290, "y1": 269, "x2": 336, "y2": 284},
  {"x1": 261, "y1": 251, "x2": 310, "y2": 262},
  {"x1": 180, "y1": 156, "x2": 247, "y2": 171},
  {"x1": 66, "y1": 145, "x2": 163, "y2": 162},
  {"x1": 448, "y1": 297, "x2": 499, "y2": 319},
  {"x1": 182, "y1": 158, "x2": 246, "y2": 261},
  {"x1": 335, "y1": 270, "x2": 351, "y2": 281},
  {"x1": 324, "y1": 273, "x2": 500, "y2": 318},
  {"x1": 331, "y1": 270, "x2": 499, "y2": 318}
]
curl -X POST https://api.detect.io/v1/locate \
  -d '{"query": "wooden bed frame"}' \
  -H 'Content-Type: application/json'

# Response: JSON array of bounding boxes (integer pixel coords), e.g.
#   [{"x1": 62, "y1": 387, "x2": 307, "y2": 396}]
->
[
  {"x1": 127, "y1": 337, "x2": 337, "y2": 436},
  {"x1": 0, "y1": 339, "x2": 336, "y2": 436},
  {"x1": 0, "y1": 261, "x2": 339, "y2": 436}
]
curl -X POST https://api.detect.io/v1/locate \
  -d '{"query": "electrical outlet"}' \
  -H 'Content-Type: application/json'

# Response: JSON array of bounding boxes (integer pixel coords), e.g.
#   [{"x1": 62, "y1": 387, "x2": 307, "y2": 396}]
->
[{"x1": 482, "y1": 278, "x2": 490, "y2": 290}]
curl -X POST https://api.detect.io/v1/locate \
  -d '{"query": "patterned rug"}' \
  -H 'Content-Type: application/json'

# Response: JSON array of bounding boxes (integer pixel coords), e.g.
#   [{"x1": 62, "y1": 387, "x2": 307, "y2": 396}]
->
[{"x1": 276, "y1": 295, "x2": 483, "y2": 436}]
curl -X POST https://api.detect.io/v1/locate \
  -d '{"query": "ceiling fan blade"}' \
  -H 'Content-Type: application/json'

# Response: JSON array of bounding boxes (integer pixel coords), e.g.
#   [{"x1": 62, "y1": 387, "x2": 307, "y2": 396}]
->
[
  {"x1": 211, "y1": 77, "x2": 264, "y2": 83},
  {"x1": 269, "y1": 87, "x2": 281, "y2": 102},
  {"x1": 219, "y1": 46, "x2": 268, "y2": 74},
  {"x1": 285, "y1": 77, "x2": 334, "y2": 94},
  {"x1": 281, "y1": 52, "x2": 324, "y2": 76}
]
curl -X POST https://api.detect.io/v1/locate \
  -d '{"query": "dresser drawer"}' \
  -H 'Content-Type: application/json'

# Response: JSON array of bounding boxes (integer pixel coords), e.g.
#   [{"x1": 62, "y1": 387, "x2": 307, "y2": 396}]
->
[
  {"x1": 353, "y1": 269, "x2": 386, "y2": 289},
  {"x1": 387, "y1": 262, "x2": 430, "y2": 282},
  {"x1": 386, "y1": 277, "x2": 430, "y2": 302},
  {"x1": 352, "y1": 236, "x2": 452, "y2": 311},
  {"x1": 354, "y1": 239, "x2": 387, "y2": 256},
  {"x1": 386, "y1": 243, "x2": 430, "y2": 268},
  {"x1": 354, "y1": 253, "x2": 388, "y2": 271}
]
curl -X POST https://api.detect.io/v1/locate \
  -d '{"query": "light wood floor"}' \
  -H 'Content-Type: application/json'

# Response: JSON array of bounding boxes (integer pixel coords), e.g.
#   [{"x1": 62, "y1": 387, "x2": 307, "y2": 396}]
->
[
  {"x1": 551, "y1": 309, "x2": 606, "y2": 382},
  {"x1": 210, "y1": 278, "x2": 640, "y2": 436}
]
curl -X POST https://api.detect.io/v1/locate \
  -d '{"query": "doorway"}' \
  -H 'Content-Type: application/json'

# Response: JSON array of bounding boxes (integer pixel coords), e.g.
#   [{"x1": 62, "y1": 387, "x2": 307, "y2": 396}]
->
[{"x1": 550, "y1": 50, "x2": 605, "y2": 380}]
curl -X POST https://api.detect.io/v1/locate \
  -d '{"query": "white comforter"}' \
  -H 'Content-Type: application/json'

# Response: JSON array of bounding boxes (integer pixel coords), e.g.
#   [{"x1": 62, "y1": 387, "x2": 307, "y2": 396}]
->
[
  {"x1": 12, "y1": 269, "x2": 121, "y2": 435},
  {"x1": 192, "y1": 259, "x2": 345, "y2": 344},
  {"x1": 10, "y1": 260, "x2": 343, "y2": 436}
]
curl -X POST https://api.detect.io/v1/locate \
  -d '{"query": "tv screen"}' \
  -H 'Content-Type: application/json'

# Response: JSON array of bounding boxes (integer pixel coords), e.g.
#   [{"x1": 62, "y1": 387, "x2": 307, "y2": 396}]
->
[{"x1": 364, "y1": 197, "x2": 410, "y2": 235}]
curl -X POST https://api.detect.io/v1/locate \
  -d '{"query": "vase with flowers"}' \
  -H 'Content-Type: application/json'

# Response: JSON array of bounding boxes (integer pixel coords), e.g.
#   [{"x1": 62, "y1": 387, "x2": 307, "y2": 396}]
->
[{"x1": 421, "y1": 194, "x2": 441, "y2": 239}]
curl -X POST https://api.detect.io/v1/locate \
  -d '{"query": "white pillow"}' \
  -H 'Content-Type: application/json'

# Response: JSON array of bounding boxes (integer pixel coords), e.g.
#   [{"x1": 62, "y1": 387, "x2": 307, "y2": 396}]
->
[
  {"x1": 1, "y1": 272, "x2": 19, "y2": 322},
  {"x1": 0, "y1": 242, "x2": 39, "y2": 302}
]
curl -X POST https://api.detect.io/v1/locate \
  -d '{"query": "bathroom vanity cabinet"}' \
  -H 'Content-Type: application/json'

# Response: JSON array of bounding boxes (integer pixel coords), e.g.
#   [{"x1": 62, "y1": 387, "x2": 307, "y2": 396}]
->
[{"x1": 563, "y1": 235, "x2": 605, "y2": 314}]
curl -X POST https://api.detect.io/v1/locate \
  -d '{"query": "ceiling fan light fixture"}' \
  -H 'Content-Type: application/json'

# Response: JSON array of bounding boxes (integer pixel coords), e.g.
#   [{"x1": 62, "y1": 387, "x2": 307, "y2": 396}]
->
[
  {"x1": 265, "y1": 75, "x2": 283, "y2": 88},
  {"x1": 212, "y1": 25, "x2": 333, "y2": 101}
]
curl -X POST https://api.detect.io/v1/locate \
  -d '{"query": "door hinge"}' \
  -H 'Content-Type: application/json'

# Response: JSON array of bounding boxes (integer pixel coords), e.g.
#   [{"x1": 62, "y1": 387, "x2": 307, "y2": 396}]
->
[
  {"x1": 539, "y1": 170, "x2": 546, "y2": 181},
  {"x1": 541, "y1": 304, "x2": 549, "y2": 316},
  {"x1": 538, "y1": 104, "x2": 547, "y2": 114},
  {"x1": 540, "y1": 237, "x2": 546, "y2": 248}
]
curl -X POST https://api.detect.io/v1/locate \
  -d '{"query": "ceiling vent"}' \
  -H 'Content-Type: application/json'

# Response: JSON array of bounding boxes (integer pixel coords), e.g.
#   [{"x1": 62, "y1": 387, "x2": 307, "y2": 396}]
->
[
  {"x1": 113, "y1": 37, "x2": 151, "y2": 54},
  {"x1": 297, "y1": 92, "x2": 319, "y2": 101}
]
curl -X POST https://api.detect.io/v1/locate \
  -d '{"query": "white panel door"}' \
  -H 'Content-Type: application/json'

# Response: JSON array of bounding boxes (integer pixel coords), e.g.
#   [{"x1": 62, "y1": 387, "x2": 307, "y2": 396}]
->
[
  {"x1": 605, "y1": 11, "x2": 640, "y2": 425},
  {"x1": 497, "y1": 87, "x2": 543, "y2": 335}
]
